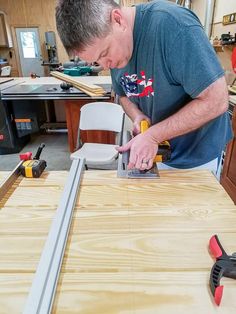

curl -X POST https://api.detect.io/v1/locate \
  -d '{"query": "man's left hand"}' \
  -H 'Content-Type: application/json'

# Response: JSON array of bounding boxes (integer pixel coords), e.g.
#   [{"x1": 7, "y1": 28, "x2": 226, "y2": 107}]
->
[{"x1": 116, "y1": 132, "x2": 159, "y2": 170}]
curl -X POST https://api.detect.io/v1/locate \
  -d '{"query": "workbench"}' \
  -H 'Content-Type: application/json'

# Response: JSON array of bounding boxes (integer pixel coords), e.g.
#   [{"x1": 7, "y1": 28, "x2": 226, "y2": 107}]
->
[{"x1": 0, "y1": 169, "x2": 236, "y2": 313}]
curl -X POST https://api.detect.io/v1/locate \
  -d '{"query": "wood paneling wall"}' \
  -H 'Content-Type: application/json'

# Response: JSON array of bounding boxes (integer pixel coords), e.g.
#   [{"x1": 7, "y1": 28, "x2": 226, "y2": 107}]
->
[
  {"x1": 121, "y1": 0, "x2": 147, "y2": 6},
  {"x1": 212, "y1": 0, "x2": 236, "y2": 79},
  {"x1": 0, "y1": 0, "x2": 68, "y2": 76}
]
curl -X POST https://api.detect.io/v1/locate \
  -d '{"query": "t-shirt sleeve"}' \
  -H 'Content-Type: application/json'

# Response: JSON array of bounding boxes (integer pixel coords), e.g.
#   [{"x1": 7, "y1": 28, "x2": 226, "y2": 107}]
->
[
  {"x1": 167, "y1": 25, "x2": 224, "y2": 98},
  {"x1": 111, "y1": 69, "x2": 126, "y2": 96}
]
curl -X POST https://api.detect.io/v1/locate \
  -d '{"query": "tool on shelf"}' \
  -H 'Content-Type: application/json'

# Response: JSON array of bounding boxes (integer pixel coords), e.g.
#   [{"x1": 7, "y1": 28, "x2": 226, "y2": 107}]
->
[
  {"x1": 20, "y1": 143, "x2": 47, "y2": 178},
  {"x1": 60, "y1": 82, "x2": 73, "y2": 90},
  {"x1": 209, "y1": 234, "x2": 236, "y2": 306},
  {"x1": 117, "y1": 120, "x2": 171, "y2": 178},
  {"x1": 30, "y1": 72, "x2": 40, "y2": 79}
]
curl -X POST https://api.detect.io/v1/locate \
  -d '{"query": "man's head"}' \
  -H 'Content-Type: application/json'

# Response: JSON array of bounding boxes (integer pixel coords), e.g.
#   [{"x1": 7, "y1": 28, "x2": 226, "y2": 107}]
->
[{"x1": 56, "y1": 0, "x2": 135, "y2": 69}]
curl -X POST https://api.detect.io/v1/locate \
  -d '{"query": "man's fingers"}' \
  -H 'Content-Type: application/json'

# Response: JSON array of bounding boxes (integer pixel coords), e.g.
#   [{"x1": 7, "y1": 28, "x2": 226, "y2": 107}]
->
[
  {"x1": 127, "y1": 151, "x2": 137, "y2": 169},
  {"x1": 135, "y1": 156, "x2": 143, "y2": 170},
  {"x1": 129, "y1": 155, "x2": 154, "y2": 170},
  {"x1": 139, "y1": 158, "x2": 153, "y2": 170},
  {"x1": 115, "y1": 141, "x2": 132, "y2": 153},
  {"x1": 147, "y1": 159, "x2": 153, "y2": 169}
]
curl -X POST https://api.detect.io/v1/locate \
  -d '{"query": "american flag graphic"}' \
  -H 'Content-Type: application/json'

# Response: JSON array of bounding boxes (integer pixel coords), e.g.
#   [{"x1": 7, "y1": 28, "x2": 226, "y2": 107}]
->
[{"x1": 120, "y1": 71, "x2": 154, "y2": 98}]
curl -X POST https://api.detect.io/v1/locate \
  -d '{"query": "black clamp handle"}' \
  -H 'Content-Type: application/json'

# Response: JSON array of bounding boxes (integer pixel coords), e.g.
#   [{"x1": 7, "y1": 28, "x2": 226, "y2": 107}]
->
[{"x1": 33, "y1": 143, "x2": 45, "y2": 160}]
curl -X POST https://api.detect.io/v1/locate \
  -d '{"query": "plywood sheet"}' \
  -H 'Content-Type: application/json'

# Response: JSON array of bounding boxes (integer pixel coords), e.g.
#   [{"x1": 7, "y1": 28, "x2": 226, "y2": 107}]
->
[
  {"x1": 53, "y1": 272, "x2": 236, "y2": 314},
  {"x1": 0, "y1": 274, "x2": 33, "y2": 314},
  {"x1": 0, "y1": 169, "x2": 236, "y2": 313},
  {"x1": 4, "y1": 176, "x2": 233, "y2": 209},
  {"x1": 61, "y1": 232, "x2": 236, "y2": 273},
  {"x1": 0, "y1": 205, "x2": 236, "y2": 235}
]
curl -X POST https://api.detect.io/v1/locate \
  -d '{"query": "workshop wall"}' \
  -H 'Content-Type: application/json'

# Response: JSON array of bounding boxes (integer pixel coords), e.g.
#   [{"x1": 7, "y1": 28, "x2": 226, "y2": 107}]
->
[
  {"x1": 0, "y1": 0, "x2": 68, "y2": 76},
  {"x1": 191, "y1": 0, "x2": 236, "y2": 80},
  {"x1": 1, "y1": 0, "x2": 235, "y2": 77},
  {"x1": 212, "y1": 0, "x2": 236, "y2": 38},
  {"x1": 212, "y1": 0, "x2": 236, "y2": 79}
]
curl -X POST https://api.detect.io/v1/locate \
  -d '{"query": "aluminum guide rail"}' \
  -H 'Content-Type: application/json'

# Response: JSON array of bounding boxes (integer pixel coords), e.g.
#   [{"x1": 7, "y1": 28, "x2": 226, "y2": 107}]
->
[
  {"x1": 23, "y1": 158, "x2": 85, "y2": 314},
  {"x1": 0, "y1": 160, "x2": 23, "y2": 201}
]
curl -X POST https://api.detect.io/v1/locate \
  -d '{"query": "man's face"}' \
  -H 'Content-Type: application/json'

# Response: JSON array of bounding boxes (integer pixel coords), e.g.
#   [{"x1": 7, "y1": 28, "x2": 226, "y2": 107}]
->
[{"x1": 78, "y1": 14, "x2": 133, "y2": 70}]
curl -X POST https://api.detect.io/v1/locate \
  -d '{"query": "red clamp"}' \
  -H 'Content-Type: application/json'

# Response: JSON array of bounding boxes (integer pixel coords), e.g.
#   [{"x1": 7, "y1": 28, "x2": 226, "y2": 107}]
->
[
  {"x1": 209, "y1": 235, "x2": 236, "y2": 306},
  {"x1": 19, "y1": 152, "x2": 32, "y2": 161}
]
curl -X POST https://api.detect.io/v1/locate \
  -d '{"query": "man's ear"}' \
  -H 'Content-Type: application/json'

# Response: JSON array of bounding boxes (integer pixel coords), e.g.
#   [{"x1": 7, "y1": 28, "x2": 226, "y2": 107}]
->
[{"x1": 110, "y1": 9, "x2": 125, "y2": 29}]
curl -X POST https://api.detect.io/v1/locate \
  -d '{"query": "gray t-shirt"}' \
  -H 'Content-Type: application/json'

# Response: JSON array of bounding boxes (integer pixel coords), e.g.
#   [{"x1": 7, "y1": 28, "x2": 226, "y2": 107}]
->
[{"x1": 111, "y1": 0, "x2": 233, "y2": 168}]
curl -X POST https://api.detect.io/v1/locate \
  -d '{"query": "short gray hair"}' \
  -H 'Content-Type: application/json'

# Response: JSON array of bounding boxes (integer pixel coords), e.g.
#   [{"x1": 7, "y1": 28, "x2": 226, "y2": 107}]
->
[{"x1": 56, "y1": 0, "x2": 120, "y2": 55}]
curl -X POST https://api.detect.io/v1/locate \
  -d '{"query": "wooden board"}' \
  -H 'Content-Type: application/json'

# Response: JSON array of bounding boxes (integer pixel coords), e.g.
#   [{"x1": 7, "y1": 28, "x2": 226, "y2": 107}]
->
[
  {"x1": 50, "y1": 71, "x2": 106, "y2": 97},
  {"x1": 54, "y1": 272, "x2": 236, "y2": 313},
  {"x1": 0, "y1": 169, "x2": 236, "y2": 313},
  {"x1": 0, "y1": 77, "x2": 13, "y2": 84}
]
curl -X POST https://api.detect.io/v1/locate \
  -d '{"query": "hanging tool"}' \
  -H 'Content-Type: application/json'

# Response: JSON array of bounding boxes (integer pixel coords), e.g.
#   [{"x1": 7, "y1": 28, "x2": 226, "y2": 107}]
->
[
  {"x1": 20, "y1": 143, "x2": 47, "y2": 178},
  {"x1": 209, "y1": 234, "x2": 236, "y2": 306},
  {"x1": 117, "y1": 120, "x2": 171, "y2": 178}
]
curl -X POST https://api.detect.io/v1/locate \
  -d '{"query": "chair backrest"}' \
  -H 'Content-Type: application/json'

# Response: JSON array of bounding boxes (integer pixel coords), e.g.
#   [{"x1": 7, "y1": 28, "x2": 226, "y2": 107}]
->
[
  {"x1": 79, "y1": 102, "x2": 125, "y2": 132},
  {"x1": 1, "y1": 65, "x2": 11, "y2": 77}
]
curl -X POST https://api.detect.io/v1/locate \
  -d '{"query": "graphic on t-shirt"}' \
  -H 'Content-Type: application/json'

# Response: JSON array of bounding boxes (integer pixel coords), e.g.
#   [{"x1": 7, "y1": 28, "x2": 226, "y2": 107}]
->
[{"x1": 120, "y1": 71, "x2": 154, "y2": 98}]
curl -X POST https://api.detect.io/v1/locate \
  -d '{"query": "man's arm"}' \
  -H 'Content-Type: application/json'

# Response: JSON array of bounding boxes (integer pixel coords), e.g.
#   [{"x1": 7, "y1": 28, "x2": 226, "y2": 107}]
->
[
  {"x1": 119, "y1": 96, "x2": 151, "y2": 134},
  {"x1": 117, "y1": 76, "x2": 229, "y2": 170}
]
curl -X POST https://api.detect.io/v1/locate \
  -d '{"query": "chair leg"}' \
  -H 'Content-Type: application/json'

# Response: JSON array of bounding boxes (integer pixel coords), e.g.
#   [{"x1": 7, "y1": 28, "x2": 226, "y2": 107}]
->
[{"x1": 231, "y1": 77, "x2": 236, "y2": 87}]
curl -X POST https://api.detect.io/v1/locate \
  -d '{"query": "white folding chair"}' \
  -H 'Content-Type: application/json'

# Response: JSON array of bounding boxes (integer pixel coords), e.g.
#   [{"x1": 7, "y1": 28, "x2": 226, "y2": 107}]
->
[
  {"x1": 70, "y1": 102, "x2": 125, "y2": 168},
  {"x1": 0, "y1": 66, "x2": 11, "y2": 77}
]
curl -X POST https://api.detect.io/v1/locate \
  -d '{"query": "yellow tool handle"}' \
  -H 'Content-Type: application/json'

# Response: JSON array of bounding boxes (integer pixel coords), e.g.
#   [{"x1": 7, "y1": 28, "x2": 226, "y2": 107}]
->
[
  {"x1": 140, "y1": 120, "x2": 171, "y2": 162},
  {"x1": 140, "y1": 120, "x2": 150, "y2": 133},
  {"x1": 140, "y1": 120, "x2": 170, "y2": 145}
]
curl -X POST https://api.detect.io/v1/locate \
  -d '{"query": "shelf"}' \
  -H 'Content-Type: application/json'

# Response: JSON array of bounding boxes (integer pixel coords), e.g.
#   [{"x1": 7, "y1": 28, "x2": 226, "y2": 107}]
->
[{"x1": 0, "y1": 13, "x2": 12, "y2": 48}]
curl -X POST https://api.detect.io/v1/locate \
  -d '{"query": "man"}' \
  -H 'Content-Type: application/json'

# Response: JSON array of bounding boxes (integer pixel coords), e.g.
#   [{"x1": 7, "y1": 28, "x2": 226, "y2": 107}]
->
[{"x1": 56, "y1": 0, "x2": 232, "y2": 173}]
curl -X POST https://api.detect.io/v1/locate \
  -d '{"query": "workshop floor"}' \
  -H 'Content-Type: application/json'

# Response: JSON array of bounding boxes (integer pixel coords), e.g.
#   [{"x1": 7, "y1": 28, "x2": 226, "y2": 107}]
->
[{"x1": 0, "y1": 132, "x2": 118, "y2": 171}]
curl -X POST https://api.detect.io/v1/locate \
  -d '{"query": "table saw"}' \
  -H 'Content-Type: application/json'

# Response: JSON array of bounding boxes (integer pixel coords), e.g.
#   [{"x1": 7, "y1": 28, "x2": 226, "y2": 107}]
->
[{"x1": 0, "y1": 76, "x2": 113, "y2": 153}]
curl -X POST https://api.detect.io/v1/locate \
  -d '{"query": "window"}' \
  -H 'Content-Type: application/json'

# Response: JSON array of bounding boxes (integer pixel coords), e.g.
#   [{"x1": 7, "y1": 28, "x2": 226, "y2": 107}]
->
[{"x1": 20, "y1": 31, "x2": 38, "y2": 58}]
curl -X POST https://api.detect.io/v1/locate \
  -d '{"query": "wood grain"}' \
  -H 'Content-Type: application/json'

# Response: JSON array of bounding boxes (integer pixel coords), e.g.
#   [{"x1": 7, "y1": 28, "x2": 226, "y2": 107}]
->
[
  {"x1": 0, "y1": 169, "x2": 236, "y2": 313},
  {"x1": 0, "y1": 272, "x2": 235, "y2": 314},
  {"x1": 1, "y1": 231, "x2": 236, "y2": 273},
  {"x1": 53, "y1": 272, "x2": 236, "y2": 314},
  {"x1": 0, "y1": 205, "x2": 236, "y2": 235},
  {"x1": 61, "y1": 232, "x2": 236, "y2": 273},
  {"x1": 0, "y1": 274, "x2": 33, "y2": 314},
  {"x1": 3, "y1": 183, "x2": 232, "y2": 209}
]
